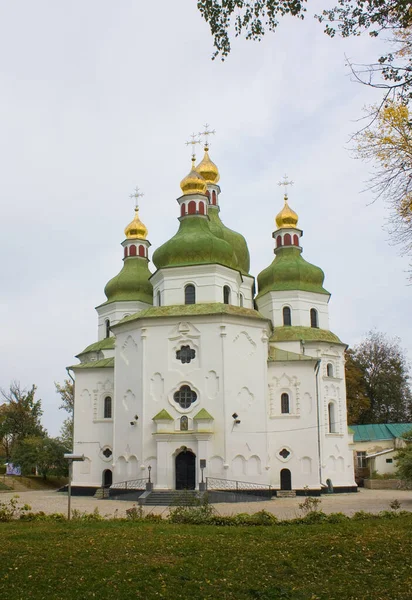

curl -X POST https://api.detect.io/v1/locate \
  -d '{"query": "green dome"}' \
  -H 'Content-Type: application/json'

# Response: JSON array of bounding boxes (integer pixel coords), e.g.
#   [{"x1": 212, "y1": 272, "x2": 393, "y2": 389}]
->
[
  {"x1": 208, "y1": 206, "x2": 250, "y2": 275},
  {"x1": 257, "y1": 246, "x2": 329, "y2": 298},
  {"x1": 152, "y1": 216, "x2": 237, "y2": 270},
  {"x1": 104, "y1": 257, "x2": 153, "y2": 305}
]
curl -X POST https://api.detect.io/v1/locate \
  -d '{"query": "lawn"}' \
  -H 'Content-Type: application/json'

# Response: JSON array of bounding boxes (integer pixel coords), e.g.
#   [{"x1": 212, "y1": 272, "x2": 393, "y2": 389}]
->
[{"x1": 0, "y1": 517, "x2": 411, "y2": 599}]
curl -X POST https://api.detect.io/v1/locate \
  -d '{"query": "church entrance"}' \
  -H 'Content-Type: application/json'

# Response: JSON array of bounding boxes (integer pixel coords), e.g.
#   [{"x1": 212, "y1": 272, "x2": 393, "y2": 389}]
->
[
  {"x1": 175, "y1": 449, "x2": 196, "y2": 490},
  {"x1": 103, "y1": 469, "x2": 112, "y2": 487},
  {"x1": 280, "y1": 468, "x2": 292, "y2": 490}
]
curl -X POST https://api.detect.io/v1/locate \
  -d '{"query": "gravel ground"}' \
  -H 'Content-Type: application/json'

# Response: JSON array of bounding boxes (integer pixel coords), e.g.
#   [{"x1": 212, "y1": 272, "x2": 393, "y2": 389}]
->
[{"x1": 1, "y1": 488, "x2": 412, "y2": 519}]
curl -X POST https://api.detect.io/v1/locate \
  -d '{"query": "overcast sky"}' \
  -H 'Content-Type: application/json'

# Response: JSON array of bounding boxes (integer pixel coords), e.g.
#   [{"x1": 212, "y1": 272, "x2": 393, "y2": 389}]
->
[{"x1": 0, "y1": 1, "x2": 410, "y2": 436}]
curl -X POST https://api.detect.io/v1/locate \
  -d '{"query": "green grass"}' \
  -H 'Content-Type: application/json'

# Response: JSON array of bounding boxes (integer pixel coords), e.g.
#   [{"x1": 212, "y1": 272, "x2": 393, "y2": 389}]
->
[
  {"x1": 0, "y1": 482, "x2": 11, "y2": 491},
  {"x1": 1, "y1": 517, "x2": 412, "y2": 599}
]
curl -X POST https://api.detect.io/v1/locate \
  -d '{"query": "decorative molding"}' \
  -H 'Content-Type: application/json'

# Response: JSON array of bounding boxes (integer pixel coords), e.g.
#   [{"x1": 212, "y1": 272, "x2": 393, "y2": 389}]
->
[{"x1": 232, "y1": 331, "x2": 257, "y2": 356}]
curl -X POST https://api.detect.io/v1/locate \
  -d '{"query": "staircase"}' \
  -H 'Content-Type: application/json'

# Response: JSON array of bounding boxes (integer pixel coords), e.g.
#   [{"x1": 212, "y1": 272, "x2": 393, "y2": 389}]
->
[
  {"x1": 94, "y1": 487, "x2": 110, "y2": 499},
  {"x1": 142, "y1": 490, "x2": 202, "y2": 506},
  {"x1": 276, "y1": 490, "x2": 296, "y2": 498}
]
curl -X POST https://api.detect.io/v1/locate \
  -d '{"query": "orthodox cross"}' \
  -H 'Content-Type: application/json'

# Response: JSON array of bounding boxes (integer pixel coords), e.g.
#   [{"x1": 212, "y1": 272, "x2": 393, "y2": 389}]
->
[
  {"x1": 129, "y1": 186, "x2": 144, "y2": 209},
  {"x1": 185, "y1": 132, "x2": 201, "y2": 165},
  {"x1": 199, "y1": 123, "x2": 215, "y2": 150},
  {"x1": 278, "y1": 175, "x2": 294, "y2": 198}
]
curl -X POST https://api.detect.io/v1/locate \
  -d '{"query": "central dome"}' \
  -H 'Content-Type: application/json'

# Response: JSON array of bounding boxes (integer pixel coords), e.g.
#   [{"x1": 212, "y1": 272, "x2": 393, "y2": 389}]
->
[{"x1": 208, "y1": 207, "x2": 250, "y2": 274}]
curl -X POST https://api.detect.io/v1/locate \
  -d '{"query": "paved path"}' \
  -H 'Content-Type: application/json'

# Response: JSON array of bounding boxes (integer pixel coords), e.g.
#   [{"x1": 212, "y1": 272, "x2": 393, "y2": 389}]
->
[{"x1": 1, "y1": 488, "x2": 412, "y2": 519}]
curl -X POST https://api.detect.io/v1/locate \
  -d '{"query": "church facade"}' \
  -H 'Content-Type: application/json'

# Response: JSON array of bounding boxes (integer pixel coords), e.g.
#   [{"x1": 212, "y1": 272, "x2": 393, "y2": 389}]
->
[{"x1": 70, "y1": 141, "x2": 356, "y2": 494}]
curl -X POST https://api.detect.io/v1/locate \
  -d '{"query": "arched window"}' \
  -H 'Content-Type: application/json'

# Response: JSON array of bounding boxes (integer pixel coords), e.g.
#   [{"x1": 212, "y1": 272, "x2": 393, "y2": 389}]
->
[
  {"x1": 276, "y1": 235, "x2": 282, "y2": 248},
  {"x1": 157, "y1": 290, "x2": 161, "y2": 307},
  {"x1": 104, "y1": 396, "x2": 112, "y2": 419},
  {"x1": 181, "y1": 204, "x2": 186, "y2": 217},
  {"x1": 310, "y1": 308, "x2": 318, "y2": 328},
  {"x1": 185, "y1": 284, "x2": 195, "y2": 305},
  {"x1": 283, "y1": 306, "x2": 291, "y2": 326},
  {"x1": 138, "y1": 245, "x2": 145, "y2": 257},
  {"x1": 212, "y1": 190, "x2": 217, "y2": 205},
  {"x1": 206, "y1": 190, "x2": 210, "y2": 201},
  {"x1": 198, "y1": 202, "x2": 205, "y2": 215},
  {"x1": 327, "y1": 363, "x2": 334, "y2": 377},
  {"x1": 281, "y1": 393, "x2": 290, "y2": 414},
  {"x1": 124, "y1": 246, "x2": 128, "y2": 258},
  {"x1": 293, "y1": 234, "x2": 299, "y2": 246},
  {"x1": 284, "y1": 233, "x2": 292, "y2": 246},
  {"x1": 223, "y1": 285, "x2": 231, "y2": 305},
  {"x1": 129, "y1": 244, "x2": 137, "y2": 256},
  {"x1": 180, "y1": 416, "x2": 189, "y2": 431},
  {"x1": 328, "y1": 402, "x2": 337, "y2": 433},
  {"x1": 173, "y1": 385, "x2": 197, "y2": 409},
  {"x1": 239, "y1": 293, "x2": 244, "y2": 307},
  {"x1": 188, "y1": 200, "x2": 196, "y2": 215},
  {"x1": 105, "y1": 319, "x2": 110, "y2": 339}
]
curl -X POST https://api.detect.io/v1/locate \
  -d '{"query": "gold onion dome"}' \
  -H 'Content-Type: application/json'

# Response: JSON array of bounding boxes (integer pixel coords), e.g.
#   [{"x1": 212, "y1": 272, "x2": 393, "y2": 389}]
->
[
  {"x1": 180, "y1": 158, "x2": 207, "y2": 196},
  {"x1": 196, "y1": 146, "x2": 220, "y2": 185},
  {"x1": 275, "y1": 195, "x2": 299, "y2": 229},
  {"x1": 124, "y1": 207, "x2": 148, "y2": 240}
]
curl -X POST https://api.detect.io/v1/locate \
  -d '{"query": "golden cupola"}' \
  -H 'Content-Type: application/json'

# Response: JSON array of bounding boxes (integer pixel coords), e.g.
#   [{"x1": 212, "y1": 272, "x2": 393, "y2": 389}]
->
[
  {"x1": 124, "y1": 207, "x2": 148, "y2": 239},
  {"x1": 180, "y1": 157, "x2": 207, "y2": 196},
  {"x1": 275, "y1": 195, "x2": 299, "y2": 229},
  {"x1": 196, "y1": 145, "x2": 220, "y2": 185}
]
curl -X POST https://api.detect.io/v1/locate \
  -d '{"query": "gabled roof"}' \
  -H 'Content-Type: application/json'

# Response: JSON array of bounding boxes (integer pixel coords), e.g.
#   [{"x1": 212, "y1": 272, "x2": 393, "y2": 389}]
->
[
  {"x1": 76, "y1": 337, "x2": 115, "y2": 357},
  {"x1": 268, "y1": 347, "x2": 315, "y2": 363},
  {"x1": 351, "y1": 423, "x2": 412, "y2": 442},
  {"x1": 69, "y1": 357, "x2": 114, "y2": 370},
  {"x1": 270, "y1": 326, "x2": 343, "y2": 345}
]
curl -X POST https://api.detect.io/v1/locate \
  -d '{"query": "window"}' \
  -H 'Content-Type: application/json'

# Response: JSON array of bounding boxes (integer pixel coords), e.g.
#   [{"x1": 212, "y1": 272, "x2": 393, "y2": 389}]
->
[
  {"x1": 310, "y1": 308, "x2": 318, "y2": 328},
  {"x1": 104, "y1": 396, "x2": 112, "y2": 419},
  {"x1": 281, "y1": 393, "x2": 290, "y2": 414},
  {"x1": 239, "y1": 293, "x2": 244, "y2": 307},
  {"x1": 327, "y1": 363, "x2": 334, "y2": 377},
  {"x1": 386, "y1": 458, "x2": 393, "y2": 464},
  {"x1": 102, "y1": 448, "x2": 112, "y2": 458},
  {"x1": 328, "y1": 402, "x2": 337, "y2": 433},
  {"x1": 185, "y1": 284, "x2": 195, "y2": 305},
  {"x1": 223, "y1": 285, "x2": 231, "y2": 305},
  {"x1": 180, "y1": 416, "x2": 189, "y2": 431},
  {"x1": 105, "y1": 319, "x2": 110, "y2": 339},
  {"x1": 176, "y1": 345, "x2": 196, "y2": 364},
  {"x1": 279, "y1": 448, "x2": 290, "y2": 459},
  {"x1": 283, "y1": 306, "x2": 291, "y2": 326},
  {"x1": 173, "y1": 385, "x2": 197, "y2": 409},
  {"x1": 356, "y1": 451, "x2": 367, "y2": 469},
  {"x1": 157, "y1": 290, "x2": 161, "y2": 307},
  {"x1": 129, "y1": 244, "x2": 136, "y2": 256},
  {"x1": 284, "y1": 233, "x2": 291, "y2": 245}
]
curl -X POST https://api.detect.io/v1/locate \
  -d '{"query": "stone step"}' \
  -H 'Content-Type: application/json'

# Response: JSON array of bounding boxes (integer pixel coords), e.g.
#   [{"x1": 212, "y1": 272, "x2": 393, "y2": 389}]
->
[
  {"x1": 143, "y1": 490, "x2": 201, "y2": 506},
  {"x1": 276, "y1": 490, "x2": 296, "y2": 498}
]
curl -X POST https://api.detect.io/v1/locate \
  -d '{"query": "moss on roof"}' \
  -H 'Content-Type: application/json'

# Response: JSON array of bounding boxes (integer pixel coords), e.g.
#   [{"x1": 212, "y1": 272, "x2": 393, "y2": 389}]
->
[
  {"x1": 103, "y1": 257, "x2": 153, "y2": 305},
  {"x1": 70, "y1": 357, "x2": 114, "y2": 370},
  {"x1": 270, "y1": 326, "x2": 342, "y2": 344},
  {"x1": 208, "y1": 206, "x2": 250, "y2": 275},
  {"x1": 77, "y1": 337, "x2": 115, "y2": 356},
  {"x1": 152, "y1": 409, "x2": 173, "y2": 421},
  {"x1": 268, "y1": 347, "x2": 316, "y2": 362},
  {"x1": 113, "y1": 303, "x2": 269, "y2": 327},
  {"x1": 193, "y1": 408, "x2": 214, "y2": 420}
]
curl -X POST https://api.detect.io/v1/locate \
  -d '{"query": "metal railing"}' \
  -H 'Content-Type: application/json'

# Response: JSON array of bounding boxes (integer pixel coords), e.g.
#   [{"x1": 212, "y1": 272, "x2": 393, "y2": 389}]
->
[
  {"x1": 110, "y1": 478, "x2": 149, "y2": 491},
  {"x1": 205, "y1": 477, "x2": 272, "y2": 498}
]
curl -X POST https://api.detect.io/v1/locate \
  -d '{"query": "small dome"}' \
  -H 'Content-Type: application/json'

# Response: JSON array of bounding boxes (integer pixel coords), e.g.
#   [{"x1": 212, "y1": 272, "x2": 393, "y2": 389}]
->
[
  {"x1": 180, "y1": 159, "x2": 207, "y2": 196},
  {"x1": 124, "y1": 207, "x2": 148, "y2": 240},
  {"x1": 104, "y1": 258, "x2": 153, "y2": 305},
  {"x1": 275, "y1": 196, "x2": 298, "y2": 229},
  {"x1": 196, "y1": 148, "x2": 220, "y2": 185}
]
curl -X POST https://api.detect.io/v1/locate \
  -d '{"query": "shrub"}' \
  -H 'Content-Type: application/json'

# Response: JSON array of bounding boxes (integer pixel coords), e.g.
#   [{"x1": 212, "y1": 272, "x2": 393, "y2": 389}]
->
[
  {"x1": 326, "y1": 512, "x2": 350, "y2": 524},
  {"x1": 0, "y1": 496, "x2": 32, "y2": 522}
]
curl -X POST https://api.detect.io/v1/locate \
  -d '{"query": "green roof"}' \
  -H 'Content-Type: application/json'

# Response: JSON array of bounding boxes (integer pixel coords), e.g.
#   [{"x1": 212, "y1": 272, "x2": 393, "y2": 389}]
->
[
  {"x1": 257, "y1": 246, "x2": 329, "y2": 298},
  {"x1": 152, "y1": 409, "x2": 173, "y2": 421},
  {"x1": 351, "y1": 423, "x2": 412, "y2": 442},
  {"x1": 268, "y1": 347, "x2": 316, "y2": 362},
  {"x1": 270, "y1": 326, "x2": 342, "y2": 345},
  {"x1": 77, "y1": 337, "x2": 115, "y2": 356},
  {"x1": 114, "y1": 303, "x2": 269, "y2": 327},
  {"x1": 208, "y1": 206, "x2": 250, "y2": 275},
  {"x1": 70, "y1": 357, "x2": 114, "y2": 370},
  {"x1": 193, "y1": 409, "x2": 214, "y2": 420},
  {"x1": 103, "y1": 257, "x2": 153, "y2": 305}
]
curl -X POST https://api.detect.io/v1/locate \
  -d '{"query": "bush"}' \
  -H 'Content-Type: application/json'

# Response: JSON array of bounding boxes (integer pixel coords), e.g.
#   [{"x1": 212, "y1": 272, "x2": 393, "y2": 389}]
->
[
  {"x1": 0, "y1": 496, "x2": 32, "y2": 522},
  {"x1": 325, "y1": 512, "x2": 350, "y2": 524}
]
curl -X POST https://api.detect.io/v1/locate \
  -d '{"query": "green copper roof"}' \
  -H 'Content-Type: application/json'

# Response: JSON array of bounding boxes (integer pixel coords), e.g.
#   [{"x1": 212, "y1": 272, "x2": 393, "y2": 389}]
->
[
  {"x1": 77, "y1": 337, "x2": 115, "y2": 357},
  {"x1": 351, "y1": 423, "x2": 412, "y2": 442},
  {"x1": 103, "y1": 257, "x2": 153, "y2": 305},
  {"x1": 208, "y1": 206, "x2": 250, "y2": 275},
  {"x1": 152, "y1": 409, "x2": 174, "y2": 421},
  {"x1": 268, "y1": 347, "x2": 315, "y2": 362},
  {"x1": 270, "y1": 326, "x2": 342, "y2": 344},
  {"x1": 70, "y1": 357, "x2": 114, "y2": 370},
  {"x1": 193, "y1": 408, "x2": 214, "y2": 420},
  {"x1": 113, "y1": 303, "x2": 269, "y2": 327},
  {"x1": 152, "y1": 216, "x2": 238, "y2": 271},
  {"x1": 257, "y1": 246, "x2": 329, "y2": 298}
]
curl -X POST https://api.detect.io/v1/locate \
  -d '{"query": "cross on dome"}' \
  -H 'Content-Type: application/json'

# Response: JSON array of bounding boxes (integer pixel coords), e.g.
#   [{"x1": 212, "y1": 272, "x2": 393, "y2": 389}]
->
[
  {"x1": 278, "y1": 175, "x2": 294, "y2": 199},
  {"x1": 199, "y1": 123, "x2": 216, "y2": 151},
  {"x1": 129, "y1": 186, "x2": 144, "y2": 209},
  {"x1": 185, "y1": 133, "x2": 201, "y2": 163}
]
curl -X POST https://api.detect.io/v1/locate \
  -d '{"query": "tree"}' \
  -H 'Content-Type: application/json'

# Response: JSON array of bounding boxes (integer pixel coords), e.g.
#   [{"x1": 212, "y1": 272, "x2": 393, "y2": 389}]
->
[
  {"x1": 0, "y1": 383, "x2": 44, "y2": 459},
  {"x1": 345, "y1": 349, "x2": 370, "y2": 424},
  {"x1": 395, "y1": 427, "x2": 412, "y2": 482},
  {"x1": 55, "y1": 379, "x2": 74, "y2": 449},
  {"x1": 346, "y1": 331, "x2": 412, "y2": 424},
  {"x1": 11, "y1": 436, "x2": 69, "y2": 479}
]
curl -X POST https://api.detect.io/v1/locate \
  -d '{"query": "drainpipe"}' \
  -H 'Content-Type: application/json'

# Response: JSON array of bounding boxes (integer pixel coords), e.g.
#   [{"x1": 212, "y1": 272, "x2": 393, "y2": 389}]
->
[
  {"x1": 314, "y1": 359, "x2": 325, "y2": 490},
  {"x1": 66, "y1": 368, "x2": 75, "y2": 452}
]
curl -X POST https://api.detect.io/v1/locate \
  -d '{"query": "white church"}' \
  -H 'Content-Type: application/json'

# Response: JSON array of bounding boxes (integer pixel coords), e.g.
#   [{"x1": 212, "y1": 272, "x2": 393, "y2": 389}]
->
[{"x1": 70, "y1": 135, "x2": 356, "y2": 496}]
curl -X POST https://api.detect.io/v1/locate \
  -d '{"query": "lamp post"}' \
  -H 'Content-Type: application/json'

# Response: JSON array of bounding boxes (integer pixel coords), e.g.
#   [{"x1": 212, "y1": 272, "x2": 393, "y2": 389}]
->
[
  {"x1": 146, "y1": 465, "x2": 153, "y2": 491},
  {"x1": 64, "y1": 454, "x2": 85, "y2": 520},
  {"x1": 199, "y1": 459, "x2": 206, "y2": 492}
]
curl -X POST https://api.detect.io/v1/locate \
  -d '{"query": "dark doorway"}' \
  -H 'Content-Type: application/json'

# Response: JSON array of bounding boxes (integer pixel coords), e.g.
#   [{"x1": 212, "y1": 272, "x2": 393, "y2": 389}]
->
[
  {"x1": 103, "y1": 469, "x2": 112, "y2": 487},
  {"x1": 175, "y1": 450, "x2": 196, "y2": 490},
  {"x1": 280, "y1": 468, "x2": 292, "y2": 491}
]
